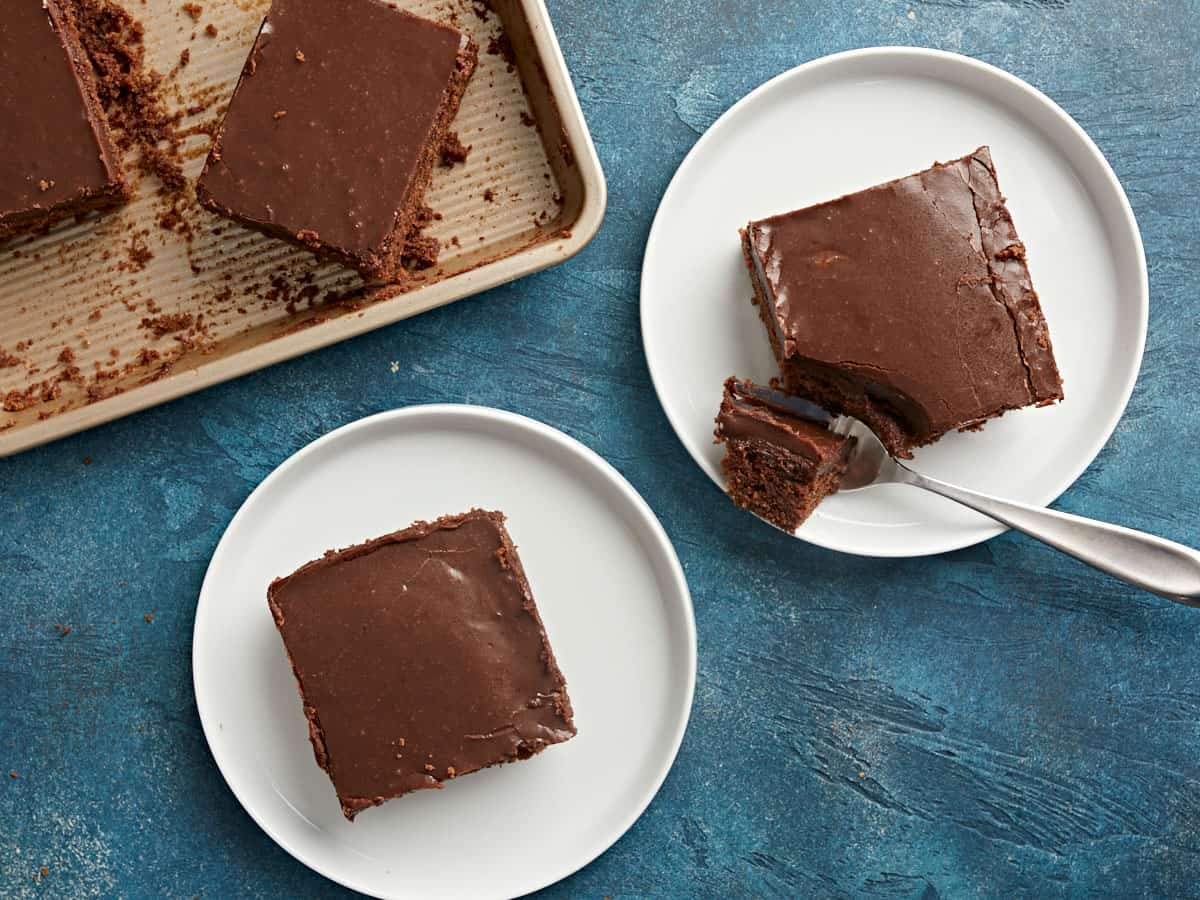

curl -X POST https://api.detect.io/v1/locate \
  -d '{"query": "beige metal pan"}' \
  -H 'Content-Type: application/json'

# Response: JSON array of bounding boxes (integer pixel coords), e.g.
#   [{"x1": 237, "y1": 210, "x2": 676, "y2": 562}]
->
[{"x1": 0, "y1": 0, "x2": 606, "y2": 456}]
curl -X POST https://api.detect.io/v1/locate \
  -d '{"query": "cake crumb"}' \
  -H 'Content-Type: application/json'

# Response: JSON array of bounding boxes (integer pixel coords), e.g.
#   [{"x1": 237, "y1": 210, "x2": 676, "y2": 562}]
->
[
  {"x1": 389, "y1": 361, "x2": 399, "y2": 374},
  {"x1": 273, "y1": 109, "x2": 287, "y2": 120},
  {"x1": 181, "y1": 3, "x2": 202, "y2": 21},
  {"x1": 402, "y1": 235, "x2": 439, "y2": 270},
  {"x1": 58, "y1": 347, "x2": 75, "y2": 364},
  {"x1": 9, "y1": 770, "x2": 17, "y2": 779},
  {"x1": 423, "y1": 763, "x2": 434, "y2": 773},
  {"x1": 126, "y1": 234, "x2": 154, "y2": 271},
  {"x1": 141, "y1": 313, "x2": 194, "y2": 337},
  {"x1": 397, "y1": 738, "x2": 406, "y2": 747},
  {"x1": 483, "y1": 188, "x2": 495, "y2": 202},
  {"x1": 38, "y1": 179, "x2": 54, "y2": 192},
  {"x1": 446, "y1": 766, "x2": 456, "y2": 777},
  {"x1": 55, "y1": 624, "x2": 72, "y2": 636},
  {"x1": 486, "y1": 33, "x2": 516, "y2": 72},
  {"x1": 295, "y1": 49, "x2": 306, "y2": 62},
  {"x1": 204, "y1": 23, "x2": 218, "y2": 36},
  {"x1": 144, "y1": 613, "x2": 154, "y2": 623},
  {"x1": 178, "y1": 48, "x2": 190, "y2": 68},
  {"x1": 3, "y1": 391, "x2": 31, "y2": 412},
  {"x1": 83, "y1": 456, "x2": 92, "y2": 465},
  {"x1": 439, "y1": 131, "x2": 470, "y2": 167}
]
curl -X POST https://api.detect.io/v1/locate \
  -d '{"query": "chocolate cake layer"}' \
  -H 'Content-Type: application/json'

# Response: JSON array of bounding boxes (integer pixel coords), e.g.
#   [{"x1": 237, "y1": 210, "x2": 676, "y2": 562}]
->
[
  {"x1": 715, "y1": 377, "x2": 854, "y2": 531},
  {"x1": 0, "y1": 0, "x2": 127, "y2": 245},
  {"x1": 267, "y1": 509, "x2": 575, "y2": 820},
  {"x1": 197, "y1": 0, "x2": 477, "y2": 281},
  {"x1": 741, "y1": 146, "x2": 1062, "y2": 458}
]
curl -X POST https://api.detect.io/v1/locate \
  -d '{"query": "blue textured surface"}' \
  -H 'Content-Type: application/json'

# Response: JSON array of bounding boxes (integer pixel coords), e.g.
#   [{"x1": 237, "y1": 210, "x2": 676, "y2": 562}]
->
[{"x1": 3, "y1": 0, "x2": 1200, "y2": 897}]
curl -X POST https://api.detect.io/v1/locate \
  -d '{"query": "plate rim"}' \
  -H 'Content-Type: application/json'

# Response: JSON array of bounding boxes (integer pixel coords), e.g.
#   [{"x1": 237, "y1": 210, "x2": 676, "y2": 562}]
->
[
  {"x1": 191, "y1": 403, "x2": 698, "y2": 899},
  {"x1": 639, "y1": 45, "x2": 1149, "y2": 558}
]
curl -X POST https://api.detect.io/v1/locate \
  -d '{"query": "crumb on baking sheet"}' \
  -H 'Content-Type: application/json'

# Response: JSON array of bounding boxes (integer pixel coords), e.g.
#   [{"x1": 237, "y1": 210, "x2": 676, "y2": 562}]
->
[
  {"x1": 73, "y1": 0, "x2": 187, "y2": 194},
  {"x1": 156, "y1": 207, "x2": 189, "y2": 234},
  {"x1": 140, "y1": 313, "x2": 194, "y2": 336},
  {"x1": 439, "y1": 131, "x2": 470, "y2": 167},
  {"x1": 181, "y1": 3, "x2": 202, "y2": 21},
  {"x1": 120, "y1": 232, "x2": 154, "y2": 272},
  {"x1": 402, "y1": 235, "x2": 439, "y2": 271},
  {"x1": 486, "y1": 32, "x2": 516, "y2": 72}
]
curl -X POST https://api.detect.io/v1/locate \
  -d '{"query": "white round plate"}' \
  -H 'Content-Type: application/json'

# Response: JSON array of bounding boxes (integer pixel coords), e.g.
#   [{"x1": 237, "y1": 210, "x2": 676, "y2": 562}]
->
[
  {"x1": 193, "y1": 405, "x2": 696, "y2": 899},
  {"x1": 641, "y1": 47, "x2": 1148, "y2": 557}
]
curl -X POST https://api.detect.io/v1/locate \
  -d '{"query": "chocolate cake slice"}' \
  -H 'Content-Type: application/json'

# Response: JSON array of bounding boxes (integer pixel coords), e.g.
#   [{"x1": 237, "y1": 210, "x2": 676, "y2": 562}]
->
[
  {"x1": 197, "y1": 0, "x2": 478, "y2": 282},
  {"x1": 715, "y1": 377, "x2": 854, "y2": 531},
  {"x1": 741, "y1": 146, "x2": 1062, "y2": 458},
  {"x1": 0, "y1": 0, "x2": 128, "y2": 245},
  {"x1": 267, "y1": 509, "x2": 575, "y2": 820}
]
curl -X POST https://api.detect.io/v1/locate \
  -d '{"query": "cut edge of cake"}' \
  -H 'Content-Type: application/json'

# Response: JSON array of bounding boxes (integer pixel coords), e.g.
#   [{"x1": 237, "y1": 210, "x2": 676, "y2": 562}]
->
[
  {"x1": 714, "y1": 377, "x2": 854, "y2": 532},
  {"x1": 0, "y1": 0, "x2": 129, "y2": 246}
]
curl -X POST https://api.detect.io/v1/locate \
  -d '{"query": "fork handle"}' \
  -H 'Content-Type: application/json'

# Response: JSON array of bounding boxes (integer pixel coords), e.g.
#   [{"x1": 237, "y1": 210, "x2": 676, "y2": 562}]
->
[{"x1": 901, "y1": 467, "x2": 1200, "y2": 605}]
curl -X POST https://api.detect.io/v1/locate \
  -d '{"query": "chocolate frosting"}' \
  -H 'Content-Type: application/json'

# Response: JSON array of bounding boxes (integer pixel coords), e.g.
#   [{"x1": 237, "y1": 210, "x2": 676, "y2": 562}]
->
[
  {"x1": 0, "y1": 1, "x2": 120, "y2": 218},
  {"x1": 716, "y1": 377, "x2": 848, "y2": 465},
  {"x1": 268, "y1": 510, "x2": 575, "y2": 819},
  {"x1": 197, "y1": 0, "x2": 464, "y2": 255},
  {"x1": 746, "y1": 147, "x2": 1062, "y2": 443}
]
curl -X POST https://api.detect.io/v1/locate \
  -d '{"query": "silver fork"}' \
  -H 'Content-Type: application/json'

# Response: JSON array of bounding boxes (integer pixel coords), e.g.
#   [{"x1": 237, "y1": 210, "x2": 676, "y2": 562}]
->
[{"x1": 831, "y1": 416, "x2": 1200, "y2": 605}]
